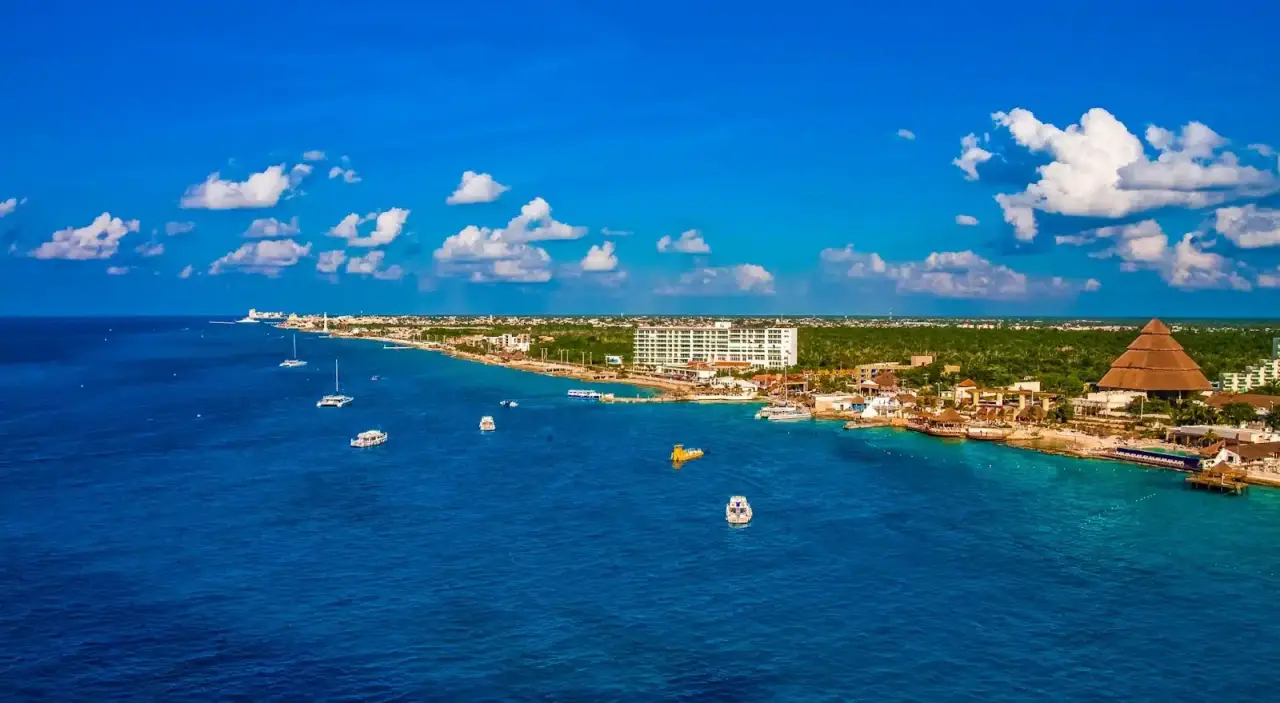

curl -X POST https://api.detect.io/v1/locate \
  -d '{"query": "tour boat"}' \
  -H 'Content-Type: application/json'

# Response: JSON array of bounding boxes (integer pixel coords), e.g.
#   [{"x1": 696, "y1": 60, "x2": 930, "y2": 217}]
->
[
  {"x1": 756, "y1": 405, "x2": 812, "y2": 422},
  {"x1": 726, "y1": 496, "x2": 753, "y2": 526},
  {"x1": 670, "y1": 444, "x2": 704, "y2": 463},
  {"x1": 567, "y1": 389, "x2": 602, "y2": 399},
  {"x1": 479, "y1": 415, "x2": 496, "y2": 431},
  {"x1": 500, "y1": 400, "x2": 519, "y2": 408},
  {"x1": 316, "y1": 359, "x2": 354, "y2": 408},
  {"x1": 279, "y1": 334, "x2": 307, "y2": 368},
  {"x1": 350, "y1": 429, "x2": 388, "y2": 448}
]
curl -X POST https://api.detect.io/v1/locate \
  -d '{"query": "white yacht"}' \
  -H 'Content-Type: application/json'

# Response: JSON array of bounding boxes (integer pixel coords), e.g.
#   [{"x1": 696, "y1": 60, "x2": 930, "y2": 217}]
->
[
  {"x1": 350, "y1": 429, "x2": 388, "y2": 448},
  {"x1": 726, "y1": 496, "x2": 753, "y2": 526},
  {"x1": 479, "y1": 415, "x2": 496, "y2": 431},
  {"x1": 500, "y1": 400, "x2": 518, "y2": 408},
  {"x1": 279, "y1": 334, "x2": 307, "y2": 368},
  {"x1": 317, "y1": 359, "x2": 354, "y2": 408},
  {"x1": 567, "y1": 389, "x2": 602, "y2": 399},
  {"x1": 754, "y1": 404, "x2": 812, "y2": 421}
]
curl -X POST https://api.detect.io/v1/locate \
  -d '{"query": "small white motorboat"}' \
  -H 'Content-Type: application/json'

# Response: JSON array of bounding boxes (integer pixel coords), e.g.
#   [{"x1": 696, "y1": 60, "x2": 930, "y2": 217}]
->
[
  {"x1": 479, "y1": 415, "x2": 496, "y2": 431},
  {"x1": 500, "y1": 399, "x2": 518, "y2": 408},
  {"x1": 350, "y1": 429, "x2": 388, "y2": 448},
  {"x1": 726, "y1": 496, "x2": 753, "y2": 526}
]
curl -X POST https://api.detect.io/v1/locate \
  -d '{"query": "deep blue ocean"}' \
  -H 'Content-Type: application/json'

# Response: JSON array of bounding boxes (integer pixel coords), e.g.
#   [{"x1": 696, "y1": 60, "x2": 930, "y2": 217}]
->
[{"x1": 4, "y1": 317, "x2": 1280, "y2": 701}]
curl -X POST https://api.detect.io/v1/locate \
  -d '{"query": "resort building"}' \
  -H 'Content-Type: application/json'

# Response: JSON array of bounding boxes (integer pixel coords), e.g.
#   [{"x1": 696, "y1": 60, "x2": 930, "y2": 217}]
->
[
  {"x1": 1220, "y1": 340, "x2": 1280, "y2": 392},
  {"x1": 632, "y1": 321, "x2": 798, "y2": 369},
  {"x1": 484, "y1": 333, "x2": 531, "y2": 353},
  {"x1": 855, "y1": 362, "x2": 905, "y2": 383},
  {"x1": 1096, "y1": 318, "x2": 1213, "y2": 400}
]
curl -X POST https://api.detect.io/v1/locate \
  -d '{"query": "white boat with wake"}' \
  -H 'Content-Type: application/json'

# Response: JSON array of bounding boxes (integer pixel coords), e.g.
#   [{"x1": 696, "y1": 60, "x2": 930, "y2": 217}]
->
[
  {"x1": 726, "y1": 496, "x2": 753, "y2": 526},
  {"x1": 479, "y1": 415, "x2": 496, "y2": 431},
  {"x1": 500, "y1": 400, "x2": 519, "y2": 408},
  {"x1": 279, "y1": 334, "x2": 307, "y2": 368},
  {"x1": 350, "y1": 429, "x2": 387, "y2": 448},
  {"x1": 317, "y1": 359, "x2": 354, "y2": 408}
]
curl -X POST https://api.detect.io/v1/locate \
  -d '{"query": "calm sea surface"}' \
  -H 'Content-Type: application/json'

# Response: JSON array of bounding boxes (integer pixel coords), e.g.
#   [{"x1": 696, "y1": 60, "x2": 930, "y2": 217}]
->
[{"x1": 4, "y1": 317, "x2": 1280, "y2": 701}]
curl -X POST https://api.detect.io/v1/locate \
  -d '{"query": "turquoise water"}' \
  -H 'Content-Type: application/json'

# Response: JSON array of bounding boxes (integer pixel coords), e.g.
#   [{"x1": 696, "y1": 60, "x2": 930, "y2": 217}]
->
[{"x1": 3, "y1": 317, "x2": 1280, "y2": 701}]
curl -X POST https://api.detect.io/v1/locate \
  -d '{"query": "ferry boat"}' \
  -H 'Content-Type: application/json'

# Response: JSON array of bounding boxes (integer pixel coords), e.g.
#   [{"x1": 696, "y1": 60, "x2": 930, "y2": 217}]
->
[
  {"x1": 726, "y1": 496, "x2": 753, "y2": 526},
  {"x1": 756, "y1": 405, "x2": 812, "y2": 421},
  {"x1": 500, "y1": 400, "x2": 519, "y2": 408},
  {"x1": 479, "y1": 415, "x2": 496, "y2": 431},
  {"x1": 279, "y1": 334, "x2": 307, "y2": 368},
  {"x1": 567, "y1": 389, "x2": 602, "y2": 399},
  {"x1": 317, "y1": 359, "x2": 354, "y2": 408},
  {"x1": 350, "y1": 429, "x2": 388, "y2": 448},
  {"x1": 670, "y1": 444, "x2": 704, "y2": 463}
]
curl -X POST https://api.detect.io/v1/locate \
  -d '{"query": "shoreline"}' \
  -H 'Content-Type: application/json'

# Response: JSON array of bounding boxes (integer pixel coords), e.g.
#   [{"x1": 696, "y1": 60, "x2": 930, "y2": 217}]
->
[{"x1": 286, "y1": 325, "x2": 1279, "y2": 492}]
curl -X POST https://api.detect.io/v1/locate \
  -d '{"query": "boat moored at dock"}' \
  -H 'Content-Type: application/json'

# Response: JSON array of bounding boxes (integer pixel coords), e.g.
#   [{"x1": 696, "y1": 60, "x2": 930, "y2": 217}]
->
[
  {"x1": 755, "y1": 404, "x2": 812, "y2": 421},
  {"x1": 726, "y1": 496, "x2": 753, "y2": 525},
  {"x1": 567, "y1": 389, "x2": 603, "y2": 399},
  {"x1": 350, "y1": 429, "x2": 388, "y2": 448}
]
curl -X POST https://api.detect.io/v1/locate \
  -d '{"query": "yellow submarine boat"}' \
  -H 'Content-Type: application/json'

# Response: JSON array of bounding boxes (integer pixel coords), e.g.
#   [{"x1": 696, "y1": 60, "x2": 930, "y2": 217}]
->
[{"x1": 670, "y1": 444, "x2": 704, "y2": 463}]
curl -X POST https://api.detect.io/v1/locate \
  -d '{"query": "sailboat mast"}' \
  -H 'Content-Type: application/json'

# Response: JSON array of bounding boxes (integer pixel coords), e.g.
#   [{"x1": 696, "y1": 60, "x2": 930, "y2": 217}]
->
[{"x1": 334, "y1": 359, "x2": 339, "y2": 393}]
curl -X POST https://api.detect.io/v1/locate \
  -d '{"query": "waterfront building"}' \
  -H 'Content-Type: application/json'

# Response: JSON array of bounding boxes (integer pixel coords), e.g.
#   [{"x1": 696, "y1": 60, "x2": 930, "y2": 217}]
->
[
  {"x1": 484, "y1": 333, "x2": 531, "y2": 353},
  {"x1": 632, "y1": 321, "x2": 797, "y2": 369},
  {"x1": 1220, "y1": 341, "x2": 1280, "y2": 392},
  {"x1": 855, "y1": 362, "x2": 904, "y2": 383},
  {"x1": 1097, "y1": 318, "x2": 1213, "y2": 399}
]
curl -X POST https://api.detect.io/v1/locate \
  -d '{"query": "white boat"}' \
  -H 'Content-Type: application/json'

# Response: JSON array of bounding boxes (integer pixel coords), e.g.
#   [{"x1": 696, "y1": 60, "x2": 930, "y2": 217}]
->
[
  {"x1": 317, "y1": 359, "x2": 354, "y2": 408},
  {"x1": 567, "y1": 389, "x2": 602, "y2": 399},
  {"x1": 500, "y1": 400, "x2": 518, "y2": 408},
  {"x1": 279, "y1": 334, "x2": 307, "y2": 367},
  {"x1": 350, "y1": 429, "x2": 387, "y2": 448},
  {"x1": 726, "y1": 496, "x2": 753, "y2": 526},
  {"x1": 754, "y1": 404, "x2": 811, "y2": 421},
  {"x1": 383, "y1": 344, "x2": 414, "y2": 350},
  {"x1": 235, "y1": 308, "x2": 260, "y2": 323},
  {"x1": 479, "y1": 415, "x2": 496, "y2": 431}
]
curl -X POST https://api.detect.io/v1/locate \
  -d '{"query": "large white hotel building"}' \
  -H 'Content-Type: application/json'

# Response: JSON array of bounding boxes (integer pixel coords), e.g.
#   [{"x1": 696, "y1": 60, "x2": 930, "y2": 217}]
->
[{"x1": 633, "y1": 321, "x2": 798, "y2": 369}]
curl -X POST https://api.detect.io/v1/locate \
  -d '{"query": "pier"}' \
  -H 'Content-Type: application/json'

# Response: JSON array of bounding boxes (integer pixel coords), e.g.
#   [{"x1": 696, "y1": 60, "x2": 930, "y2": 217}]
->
[{"x1": 1186, "y1": 467, "x2": 1249, "y2": 495}]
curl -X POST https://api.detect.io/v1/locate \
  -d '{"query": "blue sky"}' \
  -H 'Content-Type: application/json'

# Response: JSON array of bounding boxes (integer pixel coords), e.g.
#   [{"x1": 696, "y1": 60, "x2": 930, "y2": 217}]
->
[{"x1": 3, "y1": 0, "x2": 1280, "y2": 316}]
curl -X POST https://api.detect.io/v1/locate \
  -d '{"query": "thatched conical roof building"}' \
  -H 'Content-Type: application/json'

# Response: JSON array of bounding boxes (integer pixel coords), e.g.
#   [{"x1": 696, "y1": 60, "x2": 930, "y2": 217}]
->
[{"x1": 1097, "y1": 319, "x2": 1212, "y2": 394}]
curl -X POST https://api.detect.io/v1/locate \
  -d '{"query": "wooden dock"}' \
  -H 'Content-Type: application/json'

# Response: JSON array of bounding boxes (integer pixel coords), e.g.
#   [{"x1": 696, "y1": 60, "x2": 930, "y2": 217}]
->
[{"x1": 1186, "y1": 468, "x2": 1249, "y2": 495}]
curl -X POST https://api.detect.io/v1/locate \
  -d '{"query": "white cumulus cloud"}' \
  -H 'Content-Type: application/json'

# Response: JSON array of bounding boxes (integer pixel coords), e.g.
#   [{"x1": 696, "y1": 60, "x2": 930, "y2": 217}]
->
[
  {"x1": 326, "y1": 209, "x2": 409, "y2": 247},
  {"x1": 245, "y1": 216, "x2": 301, "y2": 238},
  {"x1": 658, "y1": 264, "x2": 774, "y2": 296},
  {"x1": 980, "y1": 107, "x2": 1279, "y2": 241},
  {"x1": 897, "y1": 128, "x2": 916, "y2": 141},
  {"x1": 432, "y1": 198, "x2": 584, "y2": 283},
  {"x1": 0, "y1": 197, "x2": 19, "y2": 217},
  {"x1": 657, "y1": 229, "x2": 710, "y2": 254},
  {"x1": 316, "y1": 250, "x2": 347, "y2": 274},
  {"x1": 303, "y1": 150, "x2": 326, "y2": 161},
  {"x1": 1214, "y1": 204, "x2": 1280, "y2": 249},
  {"x1": 955, "y1": 214, "x2": 979, "y2": 226},
  {"x1": 209, "y1": 239, "x2": 311, "y2": 275},
  {"x1": 446, "y1": 171, "x2": 510, "y2": 205},
  {"x1": 180, "y1": 164, "x2": 309, "y2": 210},
  {"x1": 581, "y1": 241, "x2": 618, "y2": 272},
  {"x1": 31, "y1": 213, "x2": 139, "y2": 260},
  {"x1": 820, "y1": 245, "x2": 1095, "y2": 300},
  {"x1": 1064, "y1": 219, "x2": 1252, "y2": 291},
  {"x1": 179, "y1": 265, "x2": 194, "y2": 279},
  {"x1": 345, "y1": 250, "x2": 404, "y2": 280},
  {"x1": 135, "y1": 241, "x2": 165, "y2": 257},
  {"x1": 953, "y1": 133, "x2": 993, "y2": 181},
  {"x1": 470, "y1": 255, "x2": 553, "y2": 284},
  {"x1": 328, "y1": 166, "x2": 361, "y2": 184},
  {"x1": 106, "y1": 266, "x2": 130, "y2": 276},
  {"x1": 164, "y1": 221, "x2": 195, "y2": 236}
]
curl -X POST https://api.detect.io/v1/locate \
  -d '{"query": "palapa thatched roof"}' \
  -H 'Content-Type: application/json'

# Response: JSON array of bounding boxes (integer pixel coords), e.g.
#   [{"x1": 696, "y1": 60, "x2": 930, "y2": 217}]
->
[
  {"x1": 934, "y1": 408, "x2": 965, "y2": 424},
  {"x1": 1097, "y1": 319, "x2": 1213, "y2": 392}
]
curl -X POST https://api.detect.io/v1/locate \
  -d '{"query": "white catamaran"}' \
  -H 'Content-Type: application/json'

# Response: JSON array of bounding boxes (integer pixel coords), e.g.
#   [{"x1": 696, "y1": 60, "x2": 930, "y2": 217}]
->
[
  {"x1": 280, "y1": 334, "x2": 307, "y2": 368},
  {"x1": 316, "y1": 359, "x2": 353, "y2": 408}
]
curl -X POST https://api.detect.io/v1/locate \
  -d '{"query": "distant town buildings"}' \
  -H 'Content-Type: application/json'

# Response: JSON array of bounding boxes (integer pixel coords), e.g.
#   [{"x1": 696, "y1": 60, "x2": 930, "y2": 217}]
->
[
  {"x1": 1220, "y1": 339, "x2": 1280, "y2": 393},
  {"x1": 633, "y1": 321, "x2": 798, "y2": 369}
]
